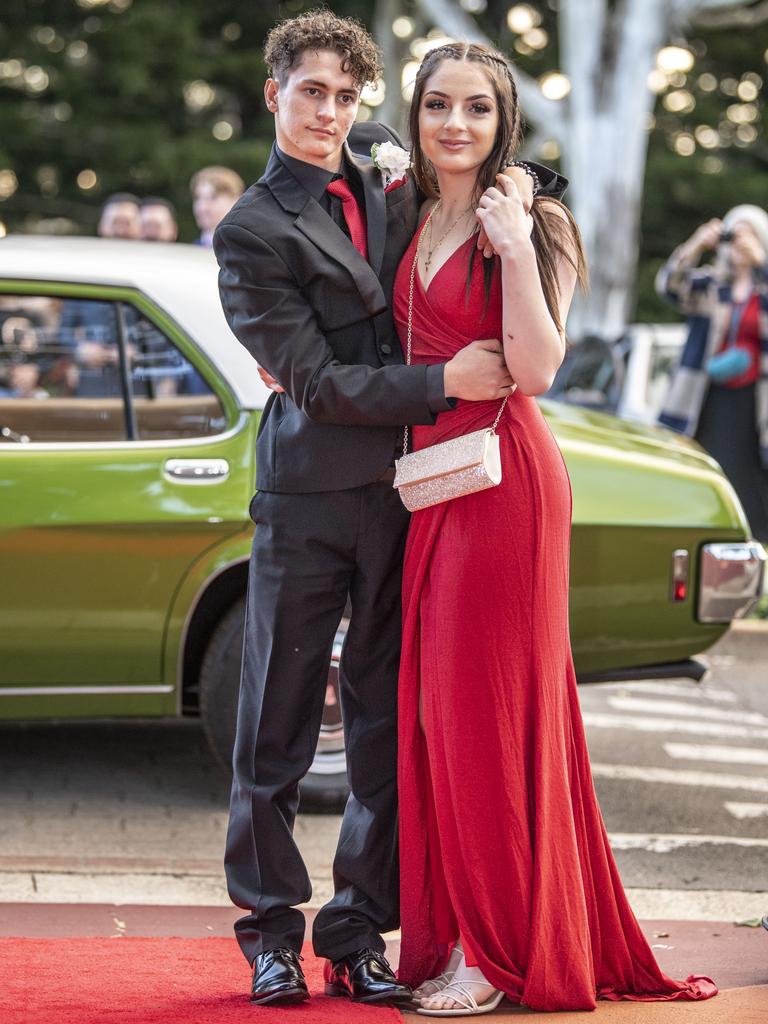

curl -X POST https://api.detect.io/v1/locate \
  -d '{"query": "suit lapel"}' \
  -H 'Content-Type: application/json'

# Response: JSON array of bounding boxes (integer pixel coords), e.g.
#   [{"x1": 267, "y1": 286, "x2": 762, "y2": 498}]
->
[
  {"x1": 295, "y1": 200, "x2": 386, "y2": 316},
  {"x1": 262, "y1": 145, "x2": 386, "y2": 317},
  {"x1": 348, "y1": 147, "x2": 386, "y2": 276}
]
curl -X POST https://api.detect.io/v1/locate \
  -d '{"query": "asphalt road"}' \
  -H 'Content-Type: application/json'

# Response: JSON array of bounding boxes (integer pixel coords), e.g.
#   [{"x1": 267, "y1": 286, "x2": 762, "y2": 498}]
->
[
  {"x1": 581, "y1": 622, "x2": 767, "y2": 898},
  {"x1": 0, "y1": 622, "x2": 765, "y2": 914}
]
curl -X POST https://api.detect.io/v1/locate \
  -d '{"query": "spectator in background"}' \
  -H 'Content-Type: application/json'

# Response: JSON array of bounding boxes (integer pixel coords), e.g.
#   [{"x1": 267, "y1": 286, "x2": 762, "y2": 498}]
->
[
  {"x1": 657, "y1": 205, "x2": 768, "y2": 542},
  {"x1": 190, "y1": 166, "x2": 244, "y2": 246},
  {"x1": 140, "y1": 197, "x2": 178, "y2": 242},
  {"x1": 97, "y1": 193, "x2": 141, "y2": 239}
]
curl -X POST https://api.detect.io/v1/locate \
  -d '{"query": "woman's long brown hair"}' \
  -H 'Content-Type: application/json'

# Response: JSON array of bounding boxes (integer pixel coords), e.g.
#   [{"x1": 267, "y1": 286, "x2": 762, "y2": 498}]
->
[{"x1": 408, "y1": 42, "x2": 588, "y2": 334}]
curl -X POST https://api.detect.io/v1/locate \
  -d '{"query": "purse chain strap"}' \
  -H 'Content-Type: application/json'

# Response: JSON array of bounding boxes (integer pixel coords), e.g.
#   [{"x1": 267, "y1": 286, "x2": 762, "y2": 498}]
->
[{"x1": 402, "y1": 204, "x2": 511, "y2": 458}]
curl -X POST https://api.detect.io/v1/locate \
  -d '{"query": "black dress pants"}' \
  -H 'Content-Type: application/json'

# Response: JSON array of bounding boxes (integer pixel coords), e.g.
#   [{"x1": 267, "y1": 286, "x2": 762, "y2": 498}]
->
[
  {"x1": 225, "y1": 480, "x2": 410, "y2": 964},
  {"x1": 696, "y1": 381, "x2": 768, "y2": 541}
]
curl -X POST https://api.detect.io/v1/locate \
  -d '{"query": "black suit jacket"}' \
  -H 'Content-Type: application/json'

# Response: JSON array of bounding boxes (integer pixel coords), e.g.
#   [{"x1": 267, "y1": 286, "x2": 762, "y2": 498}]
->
[{"x1": 214, "y1": 122, "x2": 567, "y2": 493}]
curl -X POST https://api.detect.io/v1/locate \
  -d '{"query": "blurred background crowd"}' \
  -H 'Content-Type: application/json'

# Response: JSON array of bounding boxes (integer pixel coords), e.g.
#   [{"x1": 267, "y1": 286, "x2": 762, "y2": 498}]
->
[{"x1": 90, "y1": 165, "x2": 245, "y2": 246}]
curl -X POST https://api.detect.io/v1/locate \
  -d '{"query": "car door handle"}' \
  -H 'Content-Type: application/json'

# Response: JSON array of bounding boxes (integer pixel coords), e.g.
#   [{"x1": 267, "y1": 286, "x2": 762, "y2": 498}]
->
[{"x1": 163, "y1": 458, "x2": 230, "y2": 483}]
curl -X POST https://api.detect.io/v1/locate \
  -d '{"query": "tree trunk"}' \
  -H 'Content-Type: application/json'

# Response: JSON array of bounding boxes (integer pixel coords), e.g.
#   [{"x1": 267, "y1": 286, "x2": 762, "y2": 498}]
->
[{"x1": 564, "y1": 0, "x2": 670, "y2": 339}]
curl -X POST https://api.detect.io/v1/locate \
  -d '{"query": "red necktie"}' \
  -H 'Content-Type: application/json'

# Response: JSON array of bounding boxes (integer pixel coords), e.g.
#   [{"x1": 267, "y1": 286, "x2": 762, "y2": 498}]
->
[{"x1": 326, "y1": 178, "x2": 368, "y2": 260}]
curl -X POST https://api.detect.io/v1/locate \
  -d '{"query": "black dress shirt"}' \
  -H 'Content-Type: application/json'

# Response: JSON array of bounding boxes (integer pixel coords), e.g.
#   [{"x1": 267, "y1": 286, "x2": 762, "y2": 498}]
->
[{"x1": 276, "y1": 146, "x2": 364, "y2": 239}]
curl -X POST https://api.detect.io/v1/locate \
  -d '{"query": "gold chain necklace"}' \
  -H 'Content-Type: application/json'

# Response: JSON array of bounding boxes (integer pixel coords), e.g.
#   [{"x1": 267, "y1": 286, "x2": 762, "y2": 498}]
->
[{"x1": 423, "y1": 199, "x2": 473, "y2": 273}]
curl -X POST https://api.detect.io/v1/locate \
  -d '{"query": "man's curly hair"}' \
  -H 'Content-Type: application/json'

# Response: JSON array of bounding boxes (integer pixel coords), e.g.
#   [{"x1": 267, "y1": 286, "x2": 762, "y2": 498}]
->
[{"x1": 264, "y1": 9, "x2": 383, "y2": 89}]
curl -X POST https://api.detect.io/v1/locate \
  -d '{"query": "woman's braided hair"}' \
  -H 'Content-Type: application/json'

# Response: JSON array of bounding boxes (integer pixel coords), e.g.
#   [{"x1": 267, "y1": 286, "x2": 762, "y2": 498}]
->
[{"x1": 408, "y1": 42, "x2": 587, "y2": 332}]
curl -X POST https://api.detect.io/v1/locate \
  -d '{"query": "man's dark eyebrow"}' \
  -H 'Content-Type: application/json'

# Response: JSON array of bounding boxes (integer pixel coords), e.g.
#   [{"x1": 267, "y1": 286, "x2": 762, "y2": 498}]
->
[
  {"x1": 424, "y1": 90, "x2": 494, "y2": 101},
  {"x1": 300, "y1": 77, "x2": 359, "y2": 95}
]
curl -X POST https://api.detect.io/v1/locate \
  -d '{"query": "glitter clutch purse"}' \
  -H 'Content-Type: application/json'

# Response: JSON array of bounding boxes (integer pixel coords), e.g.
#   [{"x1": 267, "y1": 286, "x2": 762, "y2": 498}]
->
[
  {"x1": 394, "y1": 424, "x2": 503, "y2": 511},
  {"x1": 393, "y1": 213, "x2": 514, "y2": 513}
]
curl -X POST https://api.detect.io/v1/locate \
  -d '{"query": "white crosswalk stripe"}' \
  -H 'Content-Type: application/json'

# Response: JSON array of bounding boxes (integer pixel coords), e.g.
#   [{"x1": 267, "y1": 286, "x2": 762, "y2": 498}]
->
[
  {"x1": 581, "y1": 653, "x2": 768, "y2": 899},
  {"x1": 597, "y1": 681, "x2": 738, "y2": 703},
  {"x1": 663, "y1": 742, "x2": 768, "y2": 765},
  {"x1": 581, "y1": 711, "x2": 768, "y2": 740},
  {"x1": 590, "y1": 762, "x2": 768, "y2": 793},
  {"x1": 723, "y1": 802, "x2": 768, "y2": 820},
  {"x1": 606, "y1": 695, "x2": 768, "y2": 725},
  {"x1": 608, "y1": 832, "x2": 768, "y2": 852}
]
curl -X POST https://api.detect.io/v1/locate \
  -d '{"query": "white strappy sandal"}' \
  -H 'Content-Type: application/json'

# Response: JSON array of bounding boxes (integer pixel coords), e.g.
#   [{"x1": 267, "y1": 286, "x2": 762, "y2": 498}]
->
[
  {"x1": 414, "y1": 969, "x2": 456, "y2": 1001},
  {"x1": 413, "y1": 944, "x2": 464, "y2": 1004},
  {"x1": 416, "y1": 978, "x2": 504, "y2": 1016}
]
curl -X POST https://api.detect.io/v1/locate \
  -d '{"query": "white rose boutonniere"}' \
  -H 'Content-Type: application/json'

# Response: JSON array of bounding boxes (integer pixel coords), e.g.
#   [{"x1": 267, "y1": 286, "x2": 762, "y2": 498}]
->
[{"x1": 371, "y1": 141, "x2": 411, "y2": 192}]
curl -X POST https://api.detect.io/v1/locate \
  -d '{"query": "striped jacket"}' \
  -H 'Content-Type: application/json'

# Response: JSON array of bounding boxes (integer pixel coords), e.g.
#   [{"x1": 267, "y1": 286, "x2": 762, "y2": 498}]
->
[{"x1": 656, "y1": 247, "x2": 768, "y2": 468}]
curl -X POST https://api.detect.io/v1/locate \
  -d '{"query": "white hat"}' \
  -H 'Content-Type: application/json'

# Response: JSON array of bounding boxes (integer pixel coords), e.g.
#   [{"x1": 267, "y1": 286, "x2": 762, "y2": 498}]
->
[{"x1": 722, "y1": 204, "x2": 768, "y2": 257}]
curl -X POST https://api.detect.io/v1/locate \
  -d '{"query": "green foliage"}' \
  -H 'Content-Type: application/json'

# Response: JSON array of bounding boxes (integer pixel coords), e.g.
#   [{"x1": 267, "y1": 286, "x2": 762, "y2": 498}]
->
[{"x1": 0, "y1": 0, "x2": 278, "y2": 239}]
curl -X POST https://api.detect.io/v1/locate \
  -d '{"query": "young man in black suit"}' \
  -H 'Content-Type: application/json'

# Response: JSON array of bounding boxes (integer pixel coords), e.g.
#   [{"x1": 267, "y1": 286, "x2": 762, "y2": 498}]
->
[{"x1": 214, "y1": 9, "x2": 566, "y2": 1007}]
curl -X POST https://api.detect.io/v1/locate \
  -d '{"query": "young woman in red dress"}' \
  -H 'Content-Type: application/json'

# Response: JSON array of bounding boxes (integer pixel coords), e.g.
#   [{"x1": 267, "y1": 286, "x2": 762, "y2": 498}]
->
[{"x1": 393, "y1": 42, "x2": 718, "y2": 1015}]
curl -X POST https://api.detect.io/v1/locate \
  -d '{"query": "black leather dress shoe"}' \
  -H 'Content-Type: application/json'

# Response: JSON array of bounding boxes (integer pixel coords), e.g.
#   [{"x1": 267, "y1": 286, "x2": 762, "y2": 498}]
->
[
  {"x1": 324, "y1": 947, "x2": 414, "y2": 1005},
  {"x1": 251, "y1": 948, "x2": 309, "y2": 1006}
]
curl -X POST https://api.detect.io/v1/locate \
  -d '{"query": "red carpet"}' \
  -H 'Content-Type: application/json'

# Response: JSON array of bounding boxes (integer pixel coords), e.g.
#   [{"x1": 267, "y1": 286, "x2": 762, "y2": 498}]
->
[{"x1": 0, "y1": 938, "x2": 403, "y2": 1024}]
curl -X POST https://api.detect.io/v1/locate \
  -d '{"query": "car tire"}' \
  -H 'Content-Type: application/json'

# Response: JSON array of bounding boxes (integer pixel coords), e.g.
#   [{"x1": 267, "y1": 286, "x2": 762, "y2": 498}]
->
[{"x1": 198, "y1": 596, "x2": 350, "y2": 812}]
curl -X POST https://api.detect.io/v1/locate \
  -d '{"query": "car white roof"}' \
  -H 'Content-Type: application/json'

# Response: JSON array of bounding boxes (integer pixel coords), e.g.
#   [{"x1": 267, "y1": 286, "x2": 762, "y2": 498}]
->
[{"x1": 0, "y1": 235, "x2": 270, "y2": 409}]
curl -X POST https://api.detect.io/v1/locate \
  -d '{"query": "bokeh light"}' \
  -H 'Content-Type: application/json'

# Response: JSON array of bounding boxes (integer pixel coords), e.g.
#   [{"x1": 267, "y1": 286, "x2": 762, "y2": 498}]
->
[
  {"x1": 539, "y1": 72, "x2": 570, "y2": 100},
  {"x1": 361, "y1": 80, "x2": 386, "y2": 107},
  {"x1": 0, "y1": 170, "x2": 19, "y2": 200},
  {"x1": 184, "y1": 80, "x2": 216, "y2": 111},
  {"x1": 672, "y1": 133, "x2": 696, "y2": 156},
  {"x1": 694, "y1": 125, "x2": 719, "y2": 149},
  {"x1": 212, "y1": 121, "x2": 234, "y2": 141},
  {"x1": 647, "y1": 69, "x2": 668, "y2": 94},
  {"x1": 76, "y1": 169, "x2": 98, "y2": 190},
  {"x1": 392, "y1": 17, "x2": 415, "y2": 39},
  {"x1": 657, "y1": 46, "x2": 695, "y2": 73},
  {"x1": 401, "y1": 61, "x2": 421, "y2": 102},
  {"x1": 663, "y1": 89, "x2": 695, "y2": 114},
  {"x1": 726, "y1": 103, "x2": 759, "y2": 123},
  {"x1": 523, "y1": 28, "x2": 548, "y2": 50},
  {"x1": 507, "y1": 4, "x2": 540, "y2": 34},
  {"x1": 538, "y1": 139, "x2": 560, "y2": 160},
  {"x1": 720, "y1": 77, "x2": 739, "y2": 96},
  {"x1": 737, "y1": 80, "x2": 759, "y2": 101}
]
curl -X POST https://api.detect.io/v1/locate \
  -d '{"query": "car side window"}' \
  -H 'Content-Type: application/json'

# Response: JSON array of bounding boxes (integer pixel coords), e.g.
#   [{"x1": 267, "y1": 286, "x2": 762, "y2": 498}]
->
[
  {"x1": 123, "y1": 309, "x2": 226, "y2": 440},
  {"x1": 0, "y1": 295, "x2": 127, "y2": 442},
  {"x1": 0, "y1": 295, "x2": 226, "y2": 444}
]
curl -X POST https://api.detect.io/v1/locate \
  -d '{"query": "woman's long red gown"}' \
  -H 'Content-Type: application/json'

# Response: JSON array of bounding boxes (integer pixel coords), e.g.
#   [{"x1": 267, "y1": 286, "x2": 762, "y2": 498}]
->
[{"x1": 393, "y1": 226, "x2": 717, "y2": 1012}]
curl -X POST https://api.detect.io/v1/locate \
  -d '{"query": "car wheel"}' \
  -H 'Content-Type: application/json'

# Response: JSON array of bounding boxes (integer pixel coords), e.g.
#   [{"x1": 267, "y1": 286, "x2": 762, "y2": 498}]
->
[{"x1": 198, "y1": 596, "x2": 350, "y2": 811}]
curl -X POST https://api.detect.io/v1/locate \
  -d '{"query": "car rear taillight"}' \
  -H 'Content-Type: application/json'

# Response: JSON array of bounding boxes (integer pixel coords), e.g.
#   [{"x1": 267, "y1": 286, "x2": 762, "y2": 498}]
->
[{"x1": 671, "y1": 549, "x2": 689, "y2": 602}]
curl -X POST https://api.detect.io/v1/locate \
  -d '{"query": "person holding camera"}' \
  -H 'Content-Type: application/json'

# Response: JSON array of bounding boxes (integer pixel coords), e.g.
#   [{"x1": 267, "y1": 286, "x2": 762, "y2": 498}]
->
[{"x1": 657, "y1": 204, "x2": 768, "y2": 542}]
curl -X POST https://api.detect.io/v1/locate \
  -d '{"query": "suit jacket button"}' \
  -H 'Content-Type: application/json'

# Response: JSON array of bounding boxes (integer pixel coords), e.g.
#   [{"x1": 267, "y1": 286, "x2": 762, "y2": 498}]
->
[{"x1": 380, "y1": 343, "x2": 392, "y2": 355}]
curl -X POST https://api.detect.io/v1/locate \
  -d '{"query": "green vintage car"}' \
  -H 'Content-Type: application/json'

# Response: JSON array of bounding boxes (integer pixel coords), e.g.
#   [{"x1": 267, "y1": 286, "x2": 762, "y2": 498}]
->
[{"x1": 0, "y1": 237, "x2": 764, "y2": 805}]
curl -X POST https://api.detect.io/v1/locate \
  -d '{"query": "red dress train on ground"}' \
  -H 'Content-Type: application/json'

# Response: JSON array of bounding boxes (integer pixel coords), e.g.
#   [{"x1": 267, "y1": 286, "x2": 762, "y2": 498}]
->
[{"x1": 393, "y1": 227, "x2": 717, "y2": 1012}]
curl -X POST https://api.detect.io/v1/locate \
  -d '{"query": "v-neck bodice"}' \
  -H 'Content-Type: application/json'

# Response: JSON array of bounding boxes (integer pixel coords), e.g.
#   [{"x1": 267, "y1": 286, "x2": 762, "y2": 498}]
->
[{"x1": 393, "y1": 220, "x2": 503, "y2": 366}]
